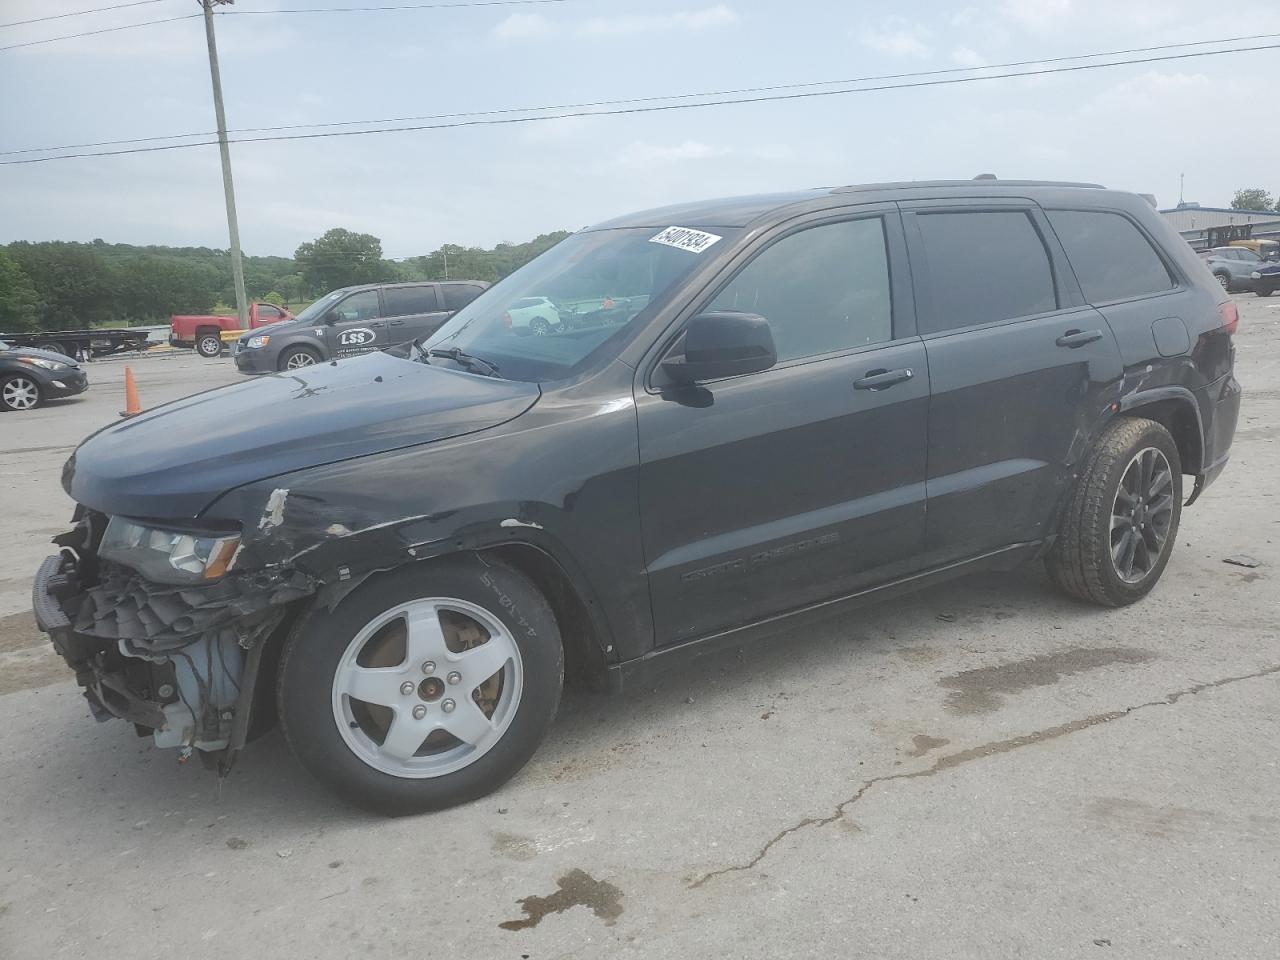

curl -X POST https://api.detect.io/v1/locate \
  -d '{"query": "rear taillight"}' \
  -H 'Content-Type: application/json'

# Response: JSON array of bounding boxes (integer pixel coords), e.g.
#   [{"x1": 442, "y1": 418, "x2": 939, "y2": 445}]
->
[
  {"x1": 1218, "y1": 300, "x2": 1239, "y2": 336},
  {"x1": 502, "y1": 312, "x2": 512, "y2": 329}
]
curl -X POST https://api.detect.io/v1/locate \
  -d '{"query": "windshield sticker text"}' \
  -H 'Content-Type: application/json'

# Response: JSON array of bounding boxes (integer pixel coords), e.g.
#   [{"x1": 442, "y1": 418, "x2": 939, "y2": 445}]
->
[{"x1": 649, "y1": 226, "x2": 722, "y2": 254}]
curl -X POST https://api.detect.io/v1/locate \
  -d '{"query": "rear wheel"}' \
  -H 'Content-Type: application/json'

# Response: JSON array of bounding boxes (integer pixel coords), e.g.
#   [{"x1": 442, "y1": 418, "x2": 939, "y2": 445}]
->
[
  {"x1": 1046, "y1": 417, "x2": 1182, "y2": 607},
  {"x1": 278, "y1": 557, "x2": 563, "y2": 815},
  {"x1": 195, "y1": 332, "x2": 223, "y2": 358},
  {"x1": 1214, "y1": 272, "x2": 1231, "y2": 290},
  {"x1": 279, "y1": 346, "x2": 320, "y2": 370},
  {"x1": 530, "y1": 317, "x2": 551, "y2": 336},
  {"x1": 1, "y1": 374, "x2": 43, "y2": 412}
]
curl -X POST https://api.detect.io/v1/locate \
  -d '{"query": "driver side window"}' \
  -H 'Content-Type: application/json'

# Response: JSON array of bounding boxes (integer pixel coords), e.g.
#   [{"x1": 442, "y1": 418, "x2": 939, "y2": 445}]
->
[
  {"x1": 332, "y1": 290, "x2": 381, "y2": 322},
  {"x1": 709, "y1": 218, "x2": 892, "y2": 363}
]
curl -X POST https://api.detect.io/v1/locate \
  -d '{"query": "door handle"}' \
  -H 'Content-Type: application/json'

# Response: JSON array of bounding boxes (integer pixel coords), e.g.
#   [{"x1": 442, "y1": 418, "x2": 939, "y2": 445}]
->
[
  {"x1": 1055, "y1": 329, "x2": 1103, "y2": 348},
  {"x1": 389, "y1": 319, "x2": 406, "y2": 326},
  {"x1": 853, "y1": 367, "x2": 914, "y2": 390}
]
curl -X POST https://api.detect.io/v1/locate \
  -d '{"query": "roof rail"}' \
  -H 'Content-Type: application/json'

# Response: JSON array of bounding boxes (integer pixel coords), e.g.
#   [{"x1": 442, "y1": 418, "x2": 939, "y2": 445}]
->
[{"x1": 830, "y1": 179, "x2": 1106, "y2": 194}]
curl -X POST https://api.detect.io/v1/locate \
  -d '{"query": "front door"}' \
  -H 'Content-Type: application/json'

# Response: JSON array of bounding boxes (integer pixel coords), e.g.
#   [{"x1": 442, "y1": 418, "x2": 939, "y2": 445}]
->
[
  {"x1": 325, "y1": 288, "x2": 388, "y2": 358},
  {"x1": 635, "y1": 210, "x2": 930, "y2": 647},
  {"x1": 901, "y1": 202, "x2": 1124, "y2": 563}
]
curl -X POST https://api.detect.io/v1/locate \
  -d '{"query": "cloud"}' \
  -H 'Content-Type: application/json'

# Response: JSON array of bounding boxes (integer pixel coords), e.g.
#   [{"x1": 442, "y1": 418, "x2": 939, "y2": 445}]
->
[
  {"x1": 859, "y1": 18, "x2": 932, "y2": 58},
  {"x1": 492, "y1": 12, "x2": 555, "y2": 40},
  {"x1": 493, "y1": 4, "x2": 739, "y2": 41},
  {"x1": 951, "y1": 46, "x2": 987, "y2": 68},
  {"x1": 617, "y1": 140, "x2": 728, "y2": 167},
  {"x1": 1000, "y1": 0, "x2": 1072, "y2": 30},
  {"x1": 578, "y1": 5, "x2": 738, "y2": 36}
]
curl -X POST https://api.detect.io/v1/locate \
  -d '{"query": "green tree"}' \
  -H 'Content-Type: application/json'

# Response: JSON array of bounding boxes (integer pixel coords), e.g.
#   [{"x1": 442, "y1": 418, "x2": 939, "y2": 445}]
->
[
  {"x1": 263, "y1": 290, "x2": 286, "y2": 306},
  {"x1": 6, "y1": 241, "x2": 116, "y2": 329},
  {"x1": 294, "y1": 228, "x2": 385, "y2": 293},
  {"x1": 0, "y1": 250, "x2": 45, "y2": 332},
  {"x1": 1231, "y1": 188, "x2": 1274, "y2": 211},
  {"x1": 116, "y1": 257, "x2": 220, "y2": 322}
]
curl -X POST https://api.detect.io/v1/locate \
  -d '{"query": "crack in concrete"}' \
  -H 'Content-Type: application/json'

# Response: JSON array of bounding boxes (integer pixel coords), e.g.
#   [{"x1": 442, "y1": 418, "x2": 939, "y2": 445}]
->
[{"x1": 689, "y1": 663, "x2": 1280, "y2": 889}]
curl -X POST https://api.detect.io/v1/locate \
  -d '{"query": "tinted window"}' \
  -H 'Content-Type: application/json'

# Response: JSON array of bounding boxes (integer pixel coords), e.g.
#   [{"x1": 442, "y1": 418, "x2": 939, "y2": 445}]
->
[
  {"x1": 443, "y1": 284, "x2": 484, "y2": 311},
  {"x1": 257, "y1": 304, "x2": 282, "y2": 320},
  {"x1": 1237, "y1": 249, "x2": 1261, "y2": 262},
  {"x1": 383, "y1": 285, "x2": 439, "y2": 315},
  {"x1": 915, "y1": 211, "x2": 1056, "y2": 333},
  {"x1": 1048, "y1": 210, "x2": 1175, "y2": 303},
  {"x1": 709, "y1": 218, "x2": 892, "y2": 362},
  {"x1": 333, "y1": 289, "x2": 381, "y2": 322}
]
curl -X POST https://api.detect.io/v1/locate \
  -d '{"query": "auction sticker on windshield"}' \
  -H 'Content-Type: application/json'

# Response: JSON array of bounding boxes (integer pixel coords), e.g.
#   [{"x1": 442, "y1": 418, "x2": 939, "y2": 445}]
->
[{"x1": 649, "y1": 226, "x2": 722, "y2": 254}]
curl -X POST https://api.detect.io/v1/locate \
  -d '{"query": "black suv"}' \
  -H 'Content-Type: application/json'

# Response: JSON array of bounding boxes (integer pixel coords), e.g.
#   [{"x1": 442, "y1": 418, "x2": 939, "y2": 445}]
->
[
  {"x1": 232, "y1": 280, "x2": 488, "y2": 373},
  {"x1": 33, "y1": 180, "x2": 1241, "y2": 814}
]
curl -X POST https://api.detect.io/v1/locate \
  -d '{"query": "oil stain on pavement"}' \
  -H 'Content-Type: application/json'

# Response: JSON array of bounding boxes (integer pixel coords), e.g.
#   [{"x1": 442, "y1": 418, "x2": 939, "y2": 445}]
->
[
  {"x1": 500, "y1": 869, "x2": 623, "y2": 931},
  {"x1": 939, "y1": 646, "x2": 1157, "y2": 714}
]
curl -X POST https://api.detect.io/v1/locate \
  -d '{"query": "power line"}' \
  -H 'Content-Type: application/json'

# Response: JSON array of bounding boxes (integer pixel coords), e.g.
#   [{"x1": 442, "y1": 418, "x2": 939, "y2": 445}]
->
[
  {"x1": 7, "y1": 31, "x2": 1280, "y2": 157},
  {"x1": 0, "y1": 0, "x2": 165, "y2": 29},
  {"x1": 228, "y1": 0, "x2": 571, "y2": 13},
  {"x1": 0, "y1": 14, "x2": 200, "y2": 52},
  {"x1": 6, "y1": 39, "x2": 1280, "y2": 164}
]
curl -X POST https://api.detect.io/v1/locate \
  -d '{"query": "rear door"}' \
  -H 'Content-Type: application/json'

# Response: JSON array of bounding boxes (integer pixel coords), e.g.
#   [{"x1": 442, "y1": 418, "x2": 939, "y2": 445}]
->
[
  {"x1": 635, "y1": 206, "x2": 930, "y2": 647},
  {"x1": 382, "y1": 285, "x2": 448, "y2": 343},
  {"x1": 901, "y1": 200, "x2": 1123, "y2": 564},
  {"x1": 324, "y1": 288, "x2": 388, "y2": 357}
]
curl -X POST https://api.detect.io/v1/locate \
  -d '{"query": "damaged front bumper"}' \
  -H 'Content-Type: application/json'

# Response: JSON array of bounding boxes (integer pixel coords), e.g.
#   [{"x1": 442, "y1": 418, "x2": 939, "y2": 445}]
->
[{"x1": 33, "y1": 512, "x2": 315, "y2": 764}]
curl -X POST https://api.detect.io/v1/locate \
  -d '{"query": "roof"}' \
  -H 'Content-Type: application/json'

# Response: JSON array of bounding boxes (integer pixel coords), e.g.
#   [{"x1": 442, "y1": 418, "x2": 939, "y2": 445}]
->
[{"x1": 589, "y1": 179, "x2": 1114, "y2": 230}]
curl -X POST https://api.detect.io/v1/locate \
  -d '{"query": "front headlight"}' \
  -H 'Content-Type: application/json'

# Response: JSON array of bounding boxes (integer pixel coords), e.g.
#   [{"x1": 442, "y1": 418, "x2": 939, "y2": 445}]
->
[
  {"x1": 99, "y1": 517, "x2": 242, "y2": 584},
  {"x1": 246, "y1": 335, "x2": 270, "y2": 349},
  {"x1": 20, "y1": 356, "x2": 69, "y2": 371},
  {"x1": 1251, "y1": 271, "x2": 1262, "y2": 279}
]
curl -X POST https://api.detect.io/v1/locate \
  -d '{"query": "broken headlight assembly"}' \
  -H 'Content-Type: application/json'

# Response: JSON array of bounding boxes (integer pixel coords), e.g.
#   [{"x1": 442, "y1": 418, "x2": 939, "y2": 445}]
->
[{"x1": 99, "y1": 516, "x2": 241, "y2": 584}]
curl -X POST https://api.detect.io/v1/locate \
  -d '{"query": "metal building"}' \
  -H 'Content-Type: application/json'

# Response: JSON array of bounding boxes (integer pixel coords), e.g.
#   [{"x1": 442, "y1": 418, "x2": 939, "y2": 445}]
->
[{"x1": 1160, "y1": 203, "x2": 1280, "y2": 250}]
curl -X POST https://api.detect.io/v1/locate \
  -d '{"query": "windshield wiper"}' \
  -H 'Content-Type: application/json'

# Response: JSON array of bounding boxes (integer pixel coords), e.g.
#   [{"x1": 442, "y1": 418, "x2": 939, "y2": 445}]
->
[{"x1": 427, "y1": 347, "x2": 501, "y2": 377}]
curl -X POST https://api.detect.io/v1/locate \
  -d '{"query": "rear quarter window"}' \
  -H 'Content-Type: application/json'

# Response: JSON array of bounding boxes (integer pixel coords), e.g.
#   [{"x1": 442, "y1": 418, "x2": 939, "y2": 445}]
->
[{"x1": 1047, "y1": 210, "x2": 1175, "y2": 303}]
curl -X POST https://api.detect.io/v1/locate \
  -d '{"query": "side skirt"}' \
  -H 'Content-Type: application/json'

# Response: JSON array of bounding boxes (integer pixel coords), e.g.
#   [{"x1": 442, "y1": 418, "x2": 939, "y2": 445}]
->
[{"x1": 606, "y1": 540, "x2": 1042, "y2": 693}]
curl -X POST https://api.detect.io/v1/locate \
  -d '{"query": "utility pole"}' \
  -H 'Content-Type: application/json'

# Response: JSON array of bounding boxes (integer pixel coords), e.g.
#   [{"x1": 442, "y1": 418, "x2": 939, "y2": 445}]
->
[{"x1": 200, "y1": 0, "x2": 248, "y2": 328}]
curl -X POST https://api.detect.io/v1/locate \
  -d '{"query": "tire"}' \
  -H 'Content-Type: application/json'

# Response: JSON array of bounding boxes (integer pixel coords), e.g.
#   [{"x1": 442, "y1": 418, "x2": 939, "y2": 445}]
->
[
  {"x1": 278, "y1": 346, "x2": 320, "y2": 370},
  {"x1": 1, "y1": 374, "x2": 43, "y2": 412},
  {"x1": 530, "y1": 317, "x2": 551, "y2": 336},
  {"x1": 1046, "y1": 417, "x2": 1182, "y2": 607},
  {"x1": 277, "y1": 556, "x2": 564, "y2": 815},
  {"x1": 59, "y1": 342, "x2": 78, "y2": 360},
  {"x1": 1214, "y1": 272, "x2": 1231, "y2": 290},
  {"x1": 195, "y1": 332, "x2": 223, "y2": 358},
  {"x1": 1256, "y1": 286, "x2": 1273, "y2": 298}
]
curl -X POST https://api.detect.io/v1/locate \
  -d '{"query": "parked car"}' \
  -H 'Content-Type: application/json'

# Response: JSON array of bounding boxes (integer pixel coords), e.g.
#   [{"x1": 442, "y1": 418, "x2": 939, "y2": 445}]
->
[
  {"x1": 504, "y1": 296, "x2": 562, "y2": 335},
  {"x1": 0, "y1": 347, "x2": 88, "y2": 412},
  {"x1": 1200, "y1": 245, "x2": 1265, "y2": 292},
  {"x1": 1249, "y1": 260, "x2": 1280, "y2": 296},
  {"x1": 170, "y1": 302, "x2": 294, "y2": 359},
  {"x1": 33, "y1": 179, "x2": 1240, "y2": 814},
  {"x1": 232, "y1": 280, "x2": 489, "y2": 374}
]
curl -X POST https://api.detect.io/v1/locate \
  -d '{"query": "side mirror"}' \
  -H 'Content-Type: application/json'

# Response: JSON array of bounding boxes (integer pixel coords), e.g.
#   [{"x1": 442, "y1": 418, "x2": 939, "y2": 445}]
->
[{"x1": 661, "y1": 311, "x2": 777, "y2": 384}]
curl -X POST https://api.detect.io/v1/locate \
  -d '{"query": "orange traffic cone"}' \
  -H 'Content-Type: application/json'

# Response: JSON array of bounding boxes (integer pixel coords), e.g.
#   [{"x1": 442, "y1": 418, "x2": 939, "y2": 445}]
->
[{"x1": 120, "y1": 366, "x2": 142, "y2": 418}]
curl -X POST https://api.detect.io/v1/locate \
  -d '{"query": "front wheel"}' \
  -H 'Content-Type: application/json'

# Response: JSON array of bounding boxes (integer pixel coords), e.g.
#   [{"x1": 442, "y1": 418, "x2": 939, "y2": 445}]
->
[
  {"x1": 1256, "y1": 286, "x2": 1274, "y2": 298},
  {"x1": 1, "y1": 374, "x2": 43, "y2": 412},
  {"x1": 195, "y1": 333, "x2": 223, "y2": 358},
  {"x1": 278, "y1": 346, "x2": 320, "y2": 370},
  {"x1": 1046, "y1": 417, "x2": 1182, "y2": 607},
  {"x1": 278, "y1": 557, "x2": 563, "y2": 815}
]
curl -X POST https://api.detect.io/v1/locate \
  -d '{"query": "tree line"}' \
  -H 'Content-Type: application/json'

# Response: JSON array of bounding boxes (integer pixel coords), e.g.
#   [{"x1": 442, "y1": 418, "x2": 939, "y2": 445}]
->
[
  {"x1": 0, "y1": 227, "x2": 570, "y2": 333},
  {"x1": 1230, "y1": 188, "x2": 1280, "y2": 213}
]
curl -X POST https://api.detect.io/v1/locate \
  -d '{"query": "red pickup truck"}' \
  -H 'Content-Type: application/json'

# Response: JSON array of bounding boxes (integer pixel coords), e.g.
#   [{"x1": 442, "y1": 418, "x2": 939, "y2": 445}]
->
[{"x1": 170, "y1": 302, "x2": 294, "y2": 358}]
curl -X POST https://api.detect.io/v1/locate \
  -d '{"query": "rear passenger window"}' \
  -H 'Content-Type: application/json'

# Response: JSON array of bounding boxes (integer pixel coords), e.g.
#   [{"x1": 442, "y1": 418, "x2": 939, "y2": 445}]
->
[
  {"x1": 443, "y1": 284, "x2": 485, "y2": 311},
  {"x1": 709, "y1": 218, "x2": 892, "y2": 363},
  {"x1": 915, "y1": 211, "x2": 1057, "y2": 333},
  {"x1": 1048, "y1": 210, "x2": 1175, "y2": 302},
  {"x1": 383, "y1": 285, "x2": 439, "y2": 315}
]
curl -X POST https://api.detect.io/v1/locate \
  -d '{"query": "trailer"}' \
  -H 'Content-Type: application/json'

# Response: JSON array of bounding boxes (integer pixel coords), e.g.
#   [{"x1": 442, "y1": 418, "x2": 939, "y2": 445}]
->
[{"x1": 0, "y1": 328, "x2": 151, "y2": 360}]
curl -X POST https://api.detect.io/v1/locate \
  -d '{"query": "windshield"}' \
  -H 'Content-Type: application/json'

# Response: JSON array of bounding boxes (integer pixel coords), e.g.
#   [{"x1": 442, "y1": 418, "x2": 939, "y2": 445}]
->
[
  {"x1": 293, "y1": 289, "x2": 348, "y2": 324},
  {"x1": 425, "y1": 226, "x2": 738, "y2": 382}
]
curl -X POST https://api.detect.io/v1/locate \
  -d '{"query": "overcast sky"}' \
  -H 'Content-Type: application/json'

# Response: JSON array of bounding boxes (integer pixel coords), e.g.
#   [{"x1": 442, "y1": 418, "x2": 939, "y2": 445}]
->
[{"x1": 2, "y1": 0, "x2": 1278, "y2": 258}]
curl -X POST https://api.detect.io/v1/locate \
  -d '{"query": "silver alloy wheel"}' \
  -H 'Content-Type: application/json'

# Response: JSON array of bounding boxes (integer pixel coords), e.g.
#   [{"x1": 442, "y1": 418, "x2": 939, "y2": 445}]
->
[
  {"x1": 197, "y1": 335, "x2": 222, "y2": 358},
  {"x1": 1216, "y1": 273, "x2": 1230, "y2": 289},
  {"x1": 285, "y1": 350, "x2": 317, "y2": 369},
  {"x1": 331, "y1": 597, "x2": 523, "y2": 779},
  {"x1": 1110, "y1": 446, "x2": 1175, "y2": 583},
  {"x1": 530, "y1": 318, "x2": 550, "y2": 336},
  {"x1": 2, "y1": 376, "x2": 39, "y2": 411}
]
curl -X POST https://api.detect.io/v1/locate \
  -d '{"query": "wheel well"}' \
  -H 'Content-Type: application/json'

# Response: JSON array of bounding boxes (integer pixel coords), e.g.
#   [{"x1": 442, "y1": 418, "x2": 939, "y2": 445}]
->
[
  {"x1": 196, "y1": 325, "x2": 222, "y2": 338},
  {"x1": 480, "y1": 543, "x2": 609, "y2": 690},
  {"x1": 1121, "y1": 400, "x2": 1203, "y2": 474}
]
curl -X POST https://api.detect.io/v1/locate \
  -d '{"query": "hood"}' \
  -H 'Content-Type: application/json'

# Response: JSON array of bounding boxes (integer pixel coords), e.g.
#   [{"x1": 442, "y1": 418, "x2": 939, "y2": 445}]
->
[
  {"x1": 64, "y1": 352, "x2": 539, "y2": 519},
  {"x1": 1, "y1": 347, "x2": 80, "y2": 366},
  {"x1": 238, "y1": 318, "x2": 308, "y2": 341}
]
